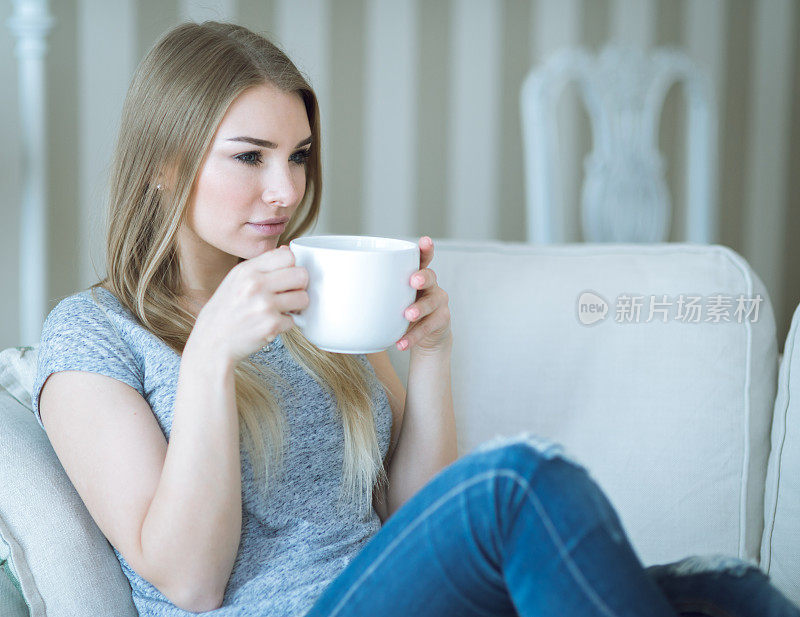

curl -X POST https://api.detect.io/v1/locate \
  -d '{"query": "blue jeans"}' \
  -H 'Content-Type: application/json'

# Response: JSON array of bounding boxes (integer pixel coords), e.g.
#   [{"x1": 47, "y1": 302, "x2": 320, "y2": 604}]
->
[{"x1": 306, "y1": 433, "x2": 800, "y2": 617}]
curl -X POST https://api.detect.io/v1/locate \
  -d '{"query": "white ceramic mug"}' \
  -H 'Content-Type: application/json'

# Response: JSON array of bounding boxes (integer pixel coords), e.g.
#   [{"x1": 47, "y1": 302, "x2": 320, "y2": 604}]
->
[{"x1": 287, "y1": 235, "x2": 420, "y2": 354}]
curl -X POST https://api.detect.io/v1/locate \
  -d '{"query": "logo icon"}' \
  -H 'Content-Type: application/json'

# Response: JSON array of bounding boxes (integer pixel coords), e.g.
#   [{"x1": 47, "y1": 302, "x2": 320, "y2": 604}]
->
[{"x1": 577, "y1": 291, "x2": 609, "y2": 325}]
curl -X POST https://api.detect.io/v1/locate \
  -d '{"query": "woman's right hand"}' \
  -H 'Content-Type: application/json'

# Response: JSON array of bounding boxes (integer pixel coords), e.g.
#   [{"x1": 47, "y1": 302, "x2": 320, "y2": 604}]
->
[{"x1": 191, "y1": 245, "x2": 309, "y2": 364}]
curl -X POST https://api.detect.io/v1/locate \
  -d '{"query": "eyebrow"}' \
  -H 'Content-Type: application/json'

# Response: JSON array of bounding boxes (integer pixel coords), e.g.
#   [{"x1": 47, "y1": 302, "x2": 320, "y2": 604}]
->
[{"x1": 225, "y1": 135, "x2": 312, "y2": 149}]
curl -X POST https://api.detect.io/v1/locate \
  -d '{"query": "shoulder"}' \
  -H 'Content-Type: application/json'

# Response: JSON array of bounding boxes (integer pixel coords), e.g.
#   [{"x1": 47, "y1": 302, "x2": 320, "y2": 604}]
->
[
  {"x1": 43, "y1": 290, "x2": 102, "y2": 333},
  {"x1": 43, "y1": 288, "x2": 117, "y2": 334},
  {"x1": 46, "y1": 285, "x2": 121, "y2": 316},
  {"x1": 33, "y1": 287, "x2": 146, "y2": 424},
  {"x1": 39, "y1": 287, "x2": 138, "y2": 362}
]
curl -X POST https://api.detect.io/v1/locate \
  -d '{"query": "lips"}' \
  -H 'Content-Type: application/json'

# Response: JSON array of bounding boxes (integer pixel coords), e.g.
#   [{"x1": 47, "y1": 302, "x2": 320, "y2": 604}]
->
[
  {"x1": 250, "y1": 217, "x2": 289, "y2": 225},
  {"x1": 247, "y1": 221, "x2": 286, "y2": 236}
]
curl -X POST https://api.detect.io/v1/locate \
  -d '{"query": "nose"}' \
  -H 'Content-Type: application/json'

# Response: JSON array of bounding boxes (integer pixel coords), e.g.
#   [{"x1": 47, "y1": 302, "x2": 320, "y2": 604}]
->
[{"x1": 261, "y1": 161, "x2": 303, "y2": 207}]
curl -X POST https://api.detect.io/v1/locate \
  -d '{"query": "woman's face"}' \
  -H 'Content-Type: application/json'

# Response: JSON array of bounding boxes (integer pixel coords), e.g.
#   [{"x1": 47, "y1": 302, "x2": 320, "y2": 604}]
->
[{"x1": 177, "y1": 83, "x2": 312, "y2": 294}]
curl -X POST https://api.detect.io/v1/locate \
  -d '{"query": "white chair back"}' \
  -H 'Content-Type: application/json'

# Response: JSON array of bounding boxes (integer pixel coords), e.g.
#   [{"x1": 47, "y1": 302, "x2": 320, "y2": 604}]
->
[{"x1": 521, "y1": 44, "x2": 717, "y2": 244}]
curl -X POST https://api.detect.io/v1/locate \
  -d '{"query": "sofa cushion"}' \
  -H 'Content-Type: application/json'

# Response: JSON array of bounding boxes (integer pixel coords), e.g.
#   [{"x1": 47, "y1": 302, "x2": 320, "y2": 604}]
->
[
  {"x1": 0, "y1": 347, "x2": 37, "y2": 409},
  {"x1": 762, "y1": 303, "x2": 800, "y2": 605},
  {"x1": 0, "y1": 535, "x2": 29, "y2": 617},
  {"x1": 387, "y1": 240, "x2": 777, "y2": 569},
  {"x1": 0, "y1": 240, "x2": 781, "y2": 609},
  {"x1": 0, "y1": 347, "x2": 138, "y2": 617}
]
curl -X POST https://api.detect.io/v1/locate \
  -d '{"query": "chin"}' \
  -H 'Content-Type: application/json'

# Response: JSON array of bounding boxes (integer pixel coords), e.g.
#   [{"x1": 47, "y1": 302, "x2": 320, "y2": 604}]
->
[{"x1": 251, "y1": 242, "x2": 280, "y2": 256}]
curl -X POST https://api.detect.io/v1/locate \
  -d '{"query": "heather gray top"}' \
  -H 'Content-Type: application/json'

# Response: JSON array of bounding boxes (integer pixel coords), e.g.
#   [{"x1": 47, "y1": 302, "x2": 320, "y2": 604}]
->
[{"x1": 32, "y1": 286, "x2": 393, "y2": 616}]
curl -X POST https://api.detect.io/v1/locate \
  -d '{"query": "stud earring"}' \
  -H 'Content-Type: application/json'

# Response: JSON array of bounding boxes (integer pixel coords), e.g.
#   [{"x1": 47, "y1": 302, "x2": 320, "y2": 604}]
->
[{"x1": 156, "y1": 183, "x2": 164, "y2": 190}]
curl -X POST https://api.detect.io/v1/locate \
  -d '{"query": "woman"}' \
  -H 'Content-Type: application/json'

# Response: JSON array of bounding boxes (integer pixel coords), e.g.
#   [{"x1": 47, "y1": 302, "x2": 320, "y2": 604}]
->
[{"x1": 32, "y1": 20, "x2": 798, "y2": 617}]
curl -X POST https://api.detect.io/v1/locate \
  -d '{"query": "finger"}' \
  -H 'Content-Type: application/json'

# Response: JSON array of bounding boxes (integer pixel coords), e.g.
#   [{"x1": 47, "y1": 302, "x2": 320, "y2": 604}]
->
[
  {"x1": 266, "y1": 265, "x2": 308, "y2": 292},
  {"x1": 418, "y1": 236, "x2": 434, "y2": 270},
  {"x1": 397, "y1": 308, "x2": 450, "y2": 349},
  {"x1": 249, "y1": 245, "x2": 295, "y2": 271},
  {"x1": 404, "y1": 288, "x2": 446, "y2": 322},
  {"x1": 273, "y1": 289, "x2": 309, "y2": 314},
  {"x1": 410, "y1": 268, "x2": 437, "y2": 290},
  {"x1": 404, "y1": 301, "x2": 423, "y2": 322}
]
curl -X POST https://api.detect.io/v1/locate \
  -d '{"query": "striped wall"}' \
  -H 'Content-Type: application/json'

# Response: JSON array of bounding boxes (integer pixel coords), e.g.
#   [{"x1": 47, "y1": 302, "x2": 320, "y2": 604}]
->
[{"x1": 1, "y1": 0, "x2": 798, "y2": 348}]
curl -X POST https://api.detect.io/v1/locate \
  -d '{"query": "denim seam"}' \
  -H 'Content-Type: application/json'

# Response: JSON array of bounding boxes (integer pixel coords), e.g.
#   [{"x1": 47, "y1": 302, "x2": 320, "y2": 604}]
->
[
  {"x1": 498, "y1": 469, "x2": 620, "y2": 617},
  {"x1": 428, "y1": 541, "x2": 502, "y2": 617},
  {"x1": 327, "y1": 469, "x2": 621, "y2": 617}
]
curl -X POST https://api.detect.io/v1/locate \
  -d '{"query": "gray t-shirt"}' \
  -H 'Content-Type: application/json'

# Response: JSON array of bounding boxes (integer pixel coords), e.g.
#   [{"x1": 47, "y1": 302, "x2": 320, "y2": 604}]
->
[{"x1": 31, "y1": 286, "x2": 393, "y2": 616}]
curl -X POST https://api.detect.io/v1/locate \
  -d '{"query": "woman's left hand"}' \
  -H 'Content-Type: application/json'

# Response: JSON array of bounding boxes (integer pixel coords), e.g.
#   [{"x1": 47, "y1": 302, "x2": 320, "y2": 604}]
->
[{"x1": 397, "y1": 236, "x2": 452, "y2": 354}]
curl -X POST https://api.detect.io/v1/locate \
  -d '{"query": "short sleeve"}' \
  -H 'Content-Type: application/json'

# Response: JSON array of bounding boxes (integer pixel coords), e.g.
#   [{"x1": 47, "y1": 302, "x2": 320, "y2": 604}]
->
[{"x1": 31, "y1": 293, "x2": 145, "y2": 431}]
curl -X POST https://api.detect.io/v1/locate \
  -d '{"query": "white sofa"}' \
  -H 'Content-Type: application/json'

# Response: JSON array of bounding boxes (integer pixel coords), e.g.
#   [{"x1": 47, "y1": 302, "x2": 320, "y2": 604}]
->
[{"x1": 1, "y1": 239, "x2": 799, "y2": 615}]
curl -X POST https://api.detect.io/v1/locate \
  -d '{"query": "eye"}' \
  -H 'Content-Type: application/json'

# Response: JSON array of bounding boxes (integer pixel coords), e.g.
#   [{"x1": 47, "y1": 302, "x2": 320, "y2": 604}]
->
[
  {"x1": 290, "y1": 148, "x2": 312, "y2": 166},
  {"x1": 234, "y1": 149, "x2": 311, "y2": 167},
  {"x1": 235, "y1": 151, "x2": 262, "y2": 166}
]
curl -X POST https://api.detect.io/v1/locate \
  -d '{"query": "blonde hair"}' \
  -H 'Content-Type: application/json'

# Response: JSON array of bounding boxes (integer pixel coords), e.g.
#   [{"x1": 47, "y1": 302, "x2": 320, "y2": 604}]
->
[{"x1": 90, "y1": 21, "x2": 387, "y2": 516}]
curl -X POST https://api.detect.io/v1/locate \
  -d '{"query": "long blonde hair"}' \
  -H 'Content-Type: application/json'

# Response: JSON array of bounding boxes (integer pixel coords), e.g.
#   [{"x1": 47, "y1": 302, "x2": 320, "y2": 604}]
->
[{"x1": 90, "y1": 20, "x2": 387, "y2": 516}]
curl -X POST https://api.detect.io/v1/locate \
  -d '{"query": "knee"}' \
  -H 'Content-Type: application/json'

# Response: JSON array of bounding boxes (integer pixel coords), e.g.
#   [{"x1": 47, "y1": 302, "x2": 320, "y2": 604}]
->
[
  {"x1": 470, "y1": 431, "x2": 589, "y2": 477},
  {"x1": 468, "y1": 432, "x2": 600, "y2": 505},
  {"x1": 467, "y1": 432, "x2": 622, "y2": 537}
]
